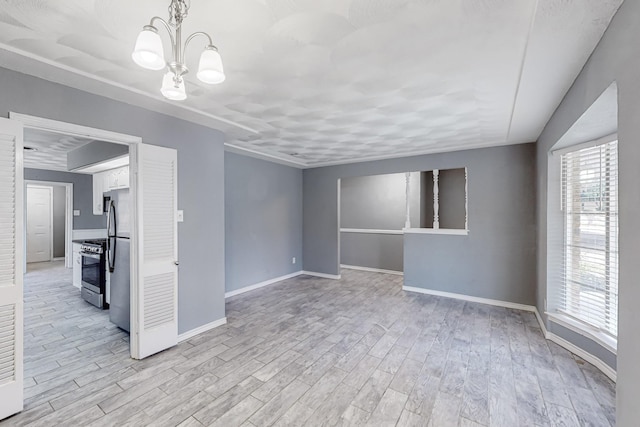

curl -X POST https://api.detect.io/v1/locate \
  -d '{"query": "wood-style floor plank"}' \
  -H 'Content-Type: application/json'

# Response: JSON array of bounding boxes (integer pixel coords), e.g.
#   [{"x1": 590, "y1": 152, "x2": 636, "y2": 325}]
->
[{"x1": 0, "y1": 262, "x2": 616, "y2": 426}]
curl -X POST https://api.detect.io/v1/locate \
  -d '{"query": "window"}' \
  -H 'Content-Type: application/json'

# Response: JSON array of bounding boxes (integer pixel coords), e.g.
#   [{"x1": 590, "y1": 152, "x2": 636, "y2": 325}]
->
[{"x1": 560, "y1": 141, "x2": 618, "y2": 338}]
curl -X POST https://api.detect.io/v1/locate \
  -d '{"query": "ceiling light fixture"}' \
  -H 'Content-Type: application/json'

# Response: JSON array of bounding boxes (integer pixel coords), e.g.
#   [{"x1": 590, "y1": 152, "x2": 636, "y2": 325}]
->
[{"x1": 132, "y1": 0, "x2": 225, "y2": 101}]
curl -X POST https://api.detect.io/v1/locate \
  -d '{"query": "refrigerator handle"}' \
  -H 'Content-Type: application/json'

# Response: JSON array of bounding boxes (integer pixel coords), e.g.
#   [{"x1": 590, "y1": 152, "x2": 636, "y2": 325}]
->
[
  {"x1": 106, "y1": 200, "x2": 116, "y2": 272},
  {"x1": 106, "y1": 199, "x2": 115, "y2": 237}
]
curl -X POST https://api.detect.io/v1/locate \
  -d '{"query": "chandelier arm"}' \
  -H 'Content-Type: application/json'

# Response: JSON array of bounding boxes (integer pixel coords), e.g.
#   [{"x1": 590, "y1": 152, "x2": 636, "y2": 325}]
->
[
  {"x1": 181, "y1": 31, "x2": 215, "y2": 63},
  {"x1": 149, "y1": 16, "x2": 177, "y2": 61}
]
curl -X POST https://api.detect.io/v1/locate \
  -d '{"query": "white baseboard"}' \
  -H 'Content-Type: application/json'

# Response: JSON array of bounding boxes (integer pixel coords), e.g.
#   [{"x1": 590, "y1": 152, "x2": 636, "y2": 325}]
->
[
  {"x1": 548, "y1": 329, "x2": 617, "y2": 382},
  {"x1": 533, "y1": 308, "x2": 616, "y2": 382},
  {"x1": 301, "y1": 271, "x2": 341, "y2": 280},
  {"x1": 402, "y1": 286, "x2": 536, "y2": 312},
  {"x1": 341, "y1": 264, "x2": 403, "y2": 276},
  {"x1": 534, "y1": 308, "x2": 548, "y2": 337},
  {"x1": 225, "y1": 271, "x2": 303, "y2": 298},
  {"x1": 178, "y1": 317, "x2": 227, "y2": 342},
  {"x1": 52, "y1": 257, "x2": 65, "y2": 261}
]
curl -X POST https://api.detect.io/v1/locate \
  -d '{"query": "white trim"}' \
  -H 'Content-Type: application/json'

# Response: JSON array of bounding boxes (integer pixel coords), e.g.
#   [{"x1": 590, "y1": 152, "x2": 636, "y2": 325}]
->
[
  {"x1": 177, "y1": 317, "x2": 227, "y2": 343},
  {"x1": 225, "y1": 271, "x2": 303, "y2": 298},
  {"x1": 551, "y1": 133, "x2": 618, "y2": 156},
  {"x1": 534, "y1": 307, "x2": 548, "y2": 338},
  {"x1": 547, "y1": 329, "x2": 616, "y2": 382},
  {"x1": 10, "y1": 113, "x2": 142, "y2": 145},
  {"x1": 225, "y1": 143, "x2": 306, "y2": 169},
  {"x1": 302, "y1": 271, "x2": 342, "y2": 280},
  {"x1": 546, "y1": 312, "x2": 617, "y2": 354},
  {"x1": 533, "y1": 308, "x2": 615, "y2": 382},
  {"x1": 402, "y1": 286, "x2": 536, "y2": 312},
  {"x1": 340, "y1": 228, "x2": 404, "y2": 235},
  {"x1": 403, "y1": 228, "x2": 469, "y2": 236},
  {"x1": 341, "y1": 264, "x2": 403, "y2": 276}
]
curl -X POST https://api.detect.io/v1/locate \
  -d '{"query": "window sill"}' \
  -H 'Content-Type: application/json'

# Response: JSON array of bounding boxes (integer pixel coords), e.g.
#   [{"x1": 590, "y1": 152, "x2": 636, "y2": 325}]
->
[
  {"x1": 339, "y1": 228, "x2": 403, "y2": 235},
  {"x1": 403, "y1": 228, "x2": 469, "y2": 236},
  {"x1": 546, "y1": 312, "x2": 617, "y2": 354}
]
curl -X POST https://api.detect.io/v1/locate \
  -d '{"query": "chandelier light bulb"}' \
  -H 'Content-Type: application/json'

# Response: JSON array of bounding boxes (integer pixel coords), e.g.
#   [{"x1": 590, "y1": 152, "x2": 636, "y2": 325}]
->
[
  {"x1": 197, "y1": 46, "x2": 225, "y2": 84},
  {"x1": 161, "y1": 72, "x2": 187, "y2": 101},
  {"x1": 131, "y1": 26, "x2": 165, "y2": 70}
]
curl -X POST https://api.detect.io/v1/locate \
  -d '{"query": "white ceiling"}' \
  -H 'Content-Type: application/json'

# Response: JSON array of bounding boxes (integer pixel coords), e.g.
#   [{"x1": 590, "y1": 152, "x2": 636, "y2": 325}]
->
[
  {"x1": 0, "y1": 0, "x2": 623, "y2": 167},
  {"x1": 23, "y1": 128, "x2": 94, "y2": 172}
]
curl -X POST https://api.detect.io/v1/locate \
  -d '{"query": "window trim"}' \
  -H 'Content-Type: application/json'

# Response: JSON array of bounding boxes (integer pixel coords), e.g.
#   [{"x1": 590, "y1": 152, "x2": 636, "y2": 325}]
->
[
  {"x1": 547, "y1": 311, "x2": 617, "y2": 354},
  {"x1": 554, "y1": 136, "x2": 619, "y2": 344}
]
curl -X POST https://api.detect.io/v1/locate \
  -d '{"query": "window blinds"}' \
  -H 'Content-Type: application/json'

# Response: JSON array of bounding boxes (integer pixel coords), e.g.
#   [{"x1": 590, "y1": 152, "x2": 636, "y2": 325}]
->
[{"x1": 559, "y1": 141, "x2": 618, "y2": 337}]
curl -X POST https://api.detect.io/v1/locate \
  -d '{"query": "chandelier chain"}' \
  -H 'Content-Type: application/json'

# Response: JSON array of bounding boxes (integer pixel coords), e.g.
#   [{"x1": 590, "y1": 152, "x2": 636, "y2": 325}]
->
[{"x1": 168, "y1": 0, "x2": 190, "y2": 29}]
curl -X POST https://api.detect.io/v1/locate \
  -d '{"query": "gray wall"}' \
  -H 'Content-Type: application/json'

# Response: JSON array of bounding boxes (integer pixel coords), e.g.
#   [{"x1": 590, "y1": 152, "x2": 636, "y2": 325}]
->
[
  {"x1": 535, "y1": 1, "x2": 639, "y2": 423},
  {"x1": 3, "y1": 67, "x2": 225, "y2": 334},
  {"x1": 339, "y1": 172, "x2": 419, "y2": 272},
  {"x1": 304, "y1": 143, "x2": 537, "y2": 305},
  {"x1": 52, "y1": 185, "x2": 65, "y2": 258},
  {"x1": 340, "y1": 233, "x2": 404, "y2": 272},
  {"x1": 340, "y1": 172, "x2": 419, "y2": 229},
  {"x1": 224, "y1": 152, "x2": 303, "y2": 293},
  {"x1": 24, "y1": 168, "x2": 105, "y2": 230}
]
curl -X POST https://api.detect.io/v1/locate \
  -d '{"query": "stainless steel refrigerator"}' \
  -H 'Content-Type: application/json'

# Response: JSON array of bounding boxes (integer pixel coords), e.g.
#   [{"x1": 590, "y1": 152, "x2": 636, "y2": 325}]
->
[{"x1": 106, "y1": 188, "x2": 131, "y2": 332}]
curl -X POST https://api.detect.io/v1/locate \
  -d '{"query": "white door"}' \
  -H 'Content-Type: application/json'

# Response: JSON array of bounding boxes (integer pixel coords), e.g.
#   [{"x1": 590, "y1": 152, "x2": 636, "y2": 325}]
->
[
  {"x1": 0, "y1": 118, "x2": 24, "y2": 420},
  {"x1": 130, "y1": 143, "x2": 178, "y2": 360},
  {"x1": 26, "y1": 186, "x2": 52, "y2": 263}
]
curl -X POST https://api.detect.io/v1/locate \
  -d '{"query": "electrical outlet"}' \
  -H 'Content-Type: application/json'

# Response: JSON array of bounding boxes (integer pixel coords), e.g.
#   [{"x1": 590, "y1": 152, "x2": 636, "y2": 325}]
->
[
  {"x1": 177, "y1": 210, "x2": 184, "y2": 222},
  {"x1": 73, "y1": 210, "x2": 80, "y2": 216},
  {"x1": 292, "y1": 257, "x2": 296, "y2": 264}
]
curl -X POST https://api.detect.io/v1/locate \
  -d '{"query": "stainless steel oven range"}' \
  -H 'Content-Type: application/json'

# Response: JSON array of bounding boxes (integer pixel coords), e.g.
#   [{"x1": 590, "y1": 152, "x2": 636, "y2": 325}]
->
[{"x1": 80, "y1": 240, "x2": 108, "y2": 309}]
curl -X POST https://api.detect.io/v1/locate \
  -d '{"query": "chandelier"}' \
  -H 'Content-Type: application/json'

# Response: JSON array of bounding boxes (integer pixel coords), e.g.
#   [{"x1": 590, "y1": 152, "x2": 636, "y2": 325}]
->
[{"x1": 131, "y1": 0, "x2": 225, "y2": 101}]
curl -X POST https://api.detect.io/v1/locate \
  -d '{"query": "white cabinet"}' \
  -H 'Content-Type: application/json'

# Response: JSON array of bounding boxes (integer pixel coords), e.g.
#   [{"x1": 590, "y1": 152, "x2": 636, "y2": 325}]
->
[
  {"x1": 72, "y1": 243, "x2": 82, "y2": 289},
  {"x1": 92, "y1": 171, "x2": 105, "y2": 215},
  {"x1": 104, "y1": 166, "x2": 130, "y2": 191},
  {"x1": 93, "y1": 166, "x2": 129, "y2": 215},
  {"x1": 117, "y1": 167, "x2": 129, "y2": 189}
]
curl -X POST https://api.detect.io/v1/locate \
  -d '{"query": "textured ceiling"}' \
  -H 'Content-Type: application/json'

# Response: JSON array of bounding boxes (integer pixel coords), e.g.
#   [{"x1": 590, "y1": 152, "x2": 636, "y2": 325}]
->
[
  {"x1": 23, "y1": 128, "x2": 94, "y2": 172},
  {"x1": 0, "y1": 0, "x2": 624, "y2": 167}
]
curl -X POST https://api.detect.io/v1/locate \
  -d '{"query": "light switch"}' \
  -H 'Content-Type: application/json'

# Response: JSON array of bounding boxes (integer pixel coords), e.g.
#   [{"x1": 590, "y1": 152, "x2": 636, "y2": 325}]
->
[
  {"x1": 177, "y1": 210, "x2": 184, "y2": 222},
  {"x1": 73, "y1": 210, "x2": 81, "y2": 216}
]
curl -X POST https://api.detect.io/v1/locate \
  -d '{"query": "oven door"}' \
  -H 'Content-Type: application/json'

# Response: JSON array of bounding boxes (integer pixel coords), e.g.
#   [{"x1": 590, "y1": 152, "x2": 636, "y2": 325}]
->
[{"x1": 81, "y1": 251, "x2": 105, "y2": 294}]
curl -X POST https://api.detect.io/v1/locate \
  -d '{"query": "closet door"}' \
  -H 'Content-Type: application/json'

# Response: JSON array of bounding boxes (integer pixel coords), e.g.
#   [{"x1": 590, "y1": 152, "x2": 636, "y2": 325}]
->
[{"x1": 0, "y1": 118, "x2": 24, "y2": 420}]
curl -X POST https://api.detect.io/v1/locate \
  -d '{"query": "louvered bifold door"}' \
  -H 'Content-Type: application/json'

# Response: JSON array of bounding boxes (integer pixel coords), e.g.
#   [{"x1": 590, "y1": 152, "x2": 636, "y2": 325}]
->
[
  {"x1": 0, "y1": 118, "x2": 24, "y2": 420},
  {"x1": 131, "y1": 143, "x2": 178, "y2": 360}
]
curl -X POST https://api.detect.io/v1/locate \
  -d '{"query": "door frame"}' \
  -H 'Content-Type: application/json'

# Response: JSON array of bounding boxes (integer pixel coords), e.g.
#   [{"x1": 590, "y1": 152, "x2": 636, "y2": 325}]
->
[
  {"x1": 25, "y1": 181, "x2": 73, "y2": 268},
  {"x1": 10, "y1": 113, "x2": 142, "y2": 358},
  {"x1": 25, "y1": 184, "x2": 53, "y2": 264}
]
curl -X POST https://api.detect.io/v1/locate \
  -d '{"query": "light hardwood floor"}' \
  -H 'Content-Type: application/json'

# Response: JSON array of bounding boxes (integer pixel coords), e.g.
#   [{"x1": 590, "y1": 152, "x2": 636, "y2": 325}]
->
[{"x1": 2, "y1": 262, "x2": 615, "y2": 426}]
